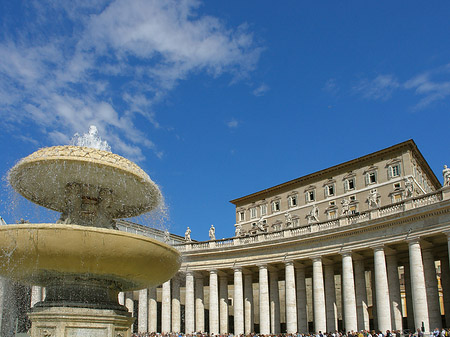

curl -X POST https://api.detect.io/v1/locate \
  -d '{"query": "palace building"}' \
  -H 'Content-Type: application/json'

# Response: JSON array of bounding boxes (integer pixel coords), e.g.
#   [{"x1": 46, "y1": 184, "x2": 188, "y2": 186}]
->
[{"x1": 3, "y1": 139, "x2": 450, "y2": 336}]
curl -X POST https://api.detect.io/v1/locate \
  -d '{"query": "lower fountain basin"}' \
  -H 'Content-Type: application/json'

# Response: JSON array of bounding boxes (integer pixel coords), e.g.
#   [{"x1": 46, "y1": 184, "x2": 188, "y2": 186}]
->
[{"x1": 0, "y1": 224, "x2": 181, "y2": 291}]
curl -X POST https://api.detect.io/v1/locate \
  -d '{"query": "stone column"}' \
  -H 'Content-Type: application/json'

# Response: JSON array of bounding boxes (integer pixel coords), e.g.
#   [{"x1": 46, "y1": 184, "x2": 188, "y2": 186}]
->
[
  {"x1": 195, "y1": 274, "x2": 205, "y2": 332},
  {"x1": 440, "y1": 257, "x2": 450, "y2": 327},
  {"x1": 209, "y1": 270, "x2": 219, "y2": 335},
  {"x1": 219, "y1": 275, "x2": 229, "y2": 334},
  {"x1": 296, "y1": 264, "x2": 308, "y2": 333},
  {"x1": 259, "y1": 265, "x2": 271, "y2": 335},
  {"x1": 148, "y1": 287, "x2": 157, "y2": 333},
  {"x1": 403, "y1": 261, "x2": 415, "y2": 331},
  {"x1": 386, "y1": 252, "x2": 403, "y2": 332},
  {"x1": 118, "y1": 292, "x2": 125, "y2": 305},
  {"x1": 185, "y1": 271, "x2": 195, "y2": 334},
  {"x1": 409, "y1": 239, "x2": 430, "y2": 333},
  {"x1": 172, "y1": 276, "x2": 181, "y2": 333},
  {"x1": 312, "y1": 257, "x2": 327, "y2": 333},
  {"x1": 341, "y1": 253, "x2": 358, "y2": 332},
  {"x1": 374, "y1": 246, "x2": 392, "y2": 332},
  {"x1": 162, "y1": 280, "x2": 171, "y2": 333},
  {"x1": 324, "y1": 262, "x2": 338, "y2": 333},
  {"x1": 138, "y1": 288, "x2": 148, "y2": 333},
  {"x1": 285, "y1": 261, "x2": 298, "y2": 334},
  {"x1": 269, "y1": 268, "x2": 281, "y2": 334},
  {"x1": 234, "y1": 267, "x2": 244, "y2": 335},
  {"x1": 244, "y1": 272, "x2": 254, "y2": 334},
  {"x1": 125, "y1": 292, "x2": 134, "y2": 315},
  {"x1": 30, "y1": 286, "x2": 42, "y2": 308},
  {"x1": 422, "y1": 248, "x2": 442, "y2": 329},
  {"x1": 354, "y1": 258, "x2": 370, "y2": 331}
]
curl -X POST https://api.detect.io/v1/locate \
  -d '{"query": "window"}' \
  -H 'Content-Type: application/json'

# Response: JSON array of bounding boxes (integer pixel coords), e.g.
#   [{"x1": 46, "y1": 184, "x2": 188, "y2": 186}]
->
[
  {"x1": 260, "y1": 204, "x2": 267, "y2": 216},
  {"x1": 345, "y1": 178, "x2": 355, "y2": 191},
  {"x1": 393, "y1": 182, "x2": 401, "y2": 189},
  {"x1": 328, "y1": 210, "x2": 337, "y2": 219},
  {"x1": 325, "y1": 184, "x2": 335, "y2": 197},
  {"x1": 305, "y1": 190, "x2": 315, "y2": 203},
  {"x1": 349, "y1": 205, "x2": 357, "y2": 215},
  {"x1": 365, "y1": 171, "x2": 377, "y2": 185},
  {"x1": 288, "y1": 195, "x2": 298, "y2": 208},
  {"x1": 388, "y1": 163, "x2": 401, "y2": 179},
  {"x1": 239, "y1": 211, "x2": 245, "y2": 222},
  {"x1": 250, "y1": 207, "x2": 257, "y2": 219},
  {"x1": 393, "y1": 193, "x2": 402, "y2": 202},
  {"x1": 329, "y1": 201, "x2": 336, "y2": 206},
  {"x1": 349, "y1": 195, "x2": 356, "y2": 201},
  {"x1": 271, "y1": 200, "x2": 281, "y2": 212}
]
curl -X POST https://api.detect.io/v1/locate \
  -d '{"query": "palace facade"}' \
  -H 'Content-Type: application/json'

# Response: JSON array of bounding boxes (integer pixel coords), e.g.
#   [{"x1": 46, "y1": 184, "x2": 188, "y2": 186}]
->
[{"x1": 3, "y1": 140, "x2": 450, "y2": 336}]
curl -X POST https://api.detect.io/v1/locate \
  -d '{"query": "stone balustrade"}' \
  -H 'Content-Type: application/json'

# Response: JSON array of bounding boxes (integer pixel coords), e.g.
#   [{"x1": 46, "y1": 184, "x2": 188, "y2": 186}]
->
[{"x1": 174, "y1": 190, "x2": 444, "y2": 252}]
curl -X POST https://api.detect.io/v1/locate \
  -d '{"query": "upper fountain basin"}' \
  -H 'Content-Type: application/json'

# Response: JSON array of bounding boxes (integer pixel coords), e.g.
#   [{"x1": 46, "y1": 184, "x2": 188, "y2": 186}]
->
[
  {"x1": 8, "y1": 146, "x2": 162, "y2": 218},
  {"x1": 0, "y1": 224, "x2": 181, "y2": 291}
]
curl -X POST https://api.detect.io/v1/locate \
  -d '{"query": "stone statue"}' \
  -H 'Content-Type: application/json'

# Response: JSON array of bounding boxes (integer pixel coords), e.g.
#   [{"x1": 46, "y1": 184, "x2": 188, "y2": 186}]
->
[
  {"x1": 256, "y1": 217, "x2": 266, "y2": 232},
  {"x1": 209, "y1": 224, "x2": 216, "y2": 240},
  {"x1": 184, "y1": 227, "x2": 191, "y2": 242},
  {"x1": 235, "y1": 224, "x2": 242, "y2": 237},
  {"x1": 163, "y1": 229, "x2": 170, "y2": 243},
  {"x1": 404, "y1": 177, "x2": 414, "y2": 197},
  {"x1": 285, "y1": 212, "x2": 293, "y2": 227},
  {"x1": 443, "y1": 165, "x2": 450, "y2": 186},
  {"x1": 341, "y1": 198, "x2": 350, "y2": 216},
  {"x1": 307, "y1": 205, "x2": 319, "y2": 224},
  {"x1": 367, "y1": 190, "x2": 380, "y2": 208}
]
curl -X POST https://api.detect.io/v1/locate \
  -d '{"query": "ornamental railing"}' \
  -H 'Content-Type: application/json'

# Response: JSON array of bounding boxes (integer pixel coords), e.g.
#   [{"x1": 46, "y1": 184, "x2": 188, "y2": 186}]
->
[{"x1": 175, "y1": 190, "x2": 445, "y2": 252}]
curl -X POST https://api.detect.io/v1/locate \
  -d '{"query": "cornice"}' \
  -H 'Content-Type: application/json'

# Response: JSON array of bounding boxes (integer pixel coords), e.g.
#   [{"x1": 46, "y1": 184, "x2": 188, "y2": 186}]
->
[{"x1": 229, "y1": 140, "x2": 436, "y2": 205}]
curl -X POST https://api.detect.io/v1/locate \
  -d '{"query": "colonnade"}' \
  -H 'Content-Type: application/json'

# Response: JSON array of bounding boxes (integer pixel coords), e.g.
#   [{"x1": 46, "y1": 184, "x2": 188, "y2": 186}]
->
[{"x1": 130, "y1": 235, "x2": 450, "y2": 335}]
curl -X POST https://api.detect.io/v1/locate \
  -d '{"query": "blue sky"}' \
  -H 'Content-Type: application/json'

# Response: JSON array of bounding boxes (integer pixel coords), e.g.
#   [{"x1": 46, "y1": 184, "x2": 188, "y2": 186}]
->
[{"x1": 0, "y1": 1, "x2": 449, "y2": 241}]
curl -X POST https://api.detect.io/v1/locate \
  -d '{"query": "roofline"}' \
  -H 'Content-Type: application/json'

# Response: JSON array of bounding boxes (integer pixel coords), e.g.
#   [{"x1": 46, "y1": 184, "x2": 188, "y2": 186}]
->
[{"x1": 229, "y1": 139, "x2": 441, "y2": 205}]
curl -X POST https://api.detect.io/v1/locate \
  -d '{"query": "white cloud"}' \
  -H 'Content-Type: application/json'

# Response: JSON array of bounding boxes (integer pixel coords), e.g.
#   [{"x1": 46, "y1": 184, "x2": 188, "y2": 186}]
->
[
  {"x1": 352, "y1": 65, "x2": 450, "y2": 110},
  {"x1": 227, "y1": 118, "x2": 239, "y2": 129},
  {"x1": 404, "y1": 66, "x2": 450, "y2": 110},
  {"x1": 0, "y1": 0, "x2": 261, "y2": 161},
  {"x1": 252, "y1": 83, "x2": 269, "y2": 96},
  {"x1": 353, "y1": 74, "x2": 400, "y2": 101},
  {"x1": 323, "y1": 78, "x2": 339, "y2": 96}
]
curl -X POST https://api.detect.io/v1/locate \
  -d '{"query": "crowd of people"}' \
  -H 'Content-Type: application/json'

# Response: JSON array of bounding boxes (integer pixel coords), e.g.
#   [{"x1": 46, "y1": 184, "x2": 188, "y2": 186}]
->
[{"x1": 131, "y1": 328, "x2": 450, "y2": 337}]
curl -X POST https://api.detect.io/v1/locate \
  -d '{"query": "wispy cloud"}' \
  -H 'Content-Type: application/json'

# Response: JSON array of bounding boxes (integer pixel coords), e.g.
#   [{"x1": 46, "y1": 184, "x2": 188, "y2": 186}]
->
[
  {"x1": 404, "y1": 65, "x2": 450, "y2": 110},
  {"x1": 0, "y1": 0, "x2": 262, "y2": 161},
  {"x1": 351, "y1": 64, "x2": 450, "y2": 109},
  {"x1": 252, "y1": 83, "x2": 269, "y2": 96},
  {"x1": 323, "y1": 78, "x2": 339, "y2": 96},
  {"x1": 227, "y1": 118, "x2": 239, "y2": 129},
  {"x1": 353, "y1": 74, "x2": 400, "y2": 101}
]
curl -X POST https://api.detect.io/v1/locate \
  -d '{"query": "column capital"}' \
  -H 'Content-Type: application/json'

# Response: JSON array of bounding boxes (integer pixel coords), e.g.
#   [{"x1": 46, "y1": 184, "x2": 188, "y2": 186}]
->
[
  {"x1": 285, "y1": 260, "x2": 295, "y2": 267},
  {"x1": 407, "y1": 237, "x2": 421, "y2": 245},
  {"x1": 372, "y1": 245, "x2": 385, "y2": 252},
  {"x1": 311, "y1": 256, "x2": 322, "y2": 263},
  {"x1": 340, "y1": 250, "x2": 353, "y2": 258},
  {"x1": 258, "y1": 264, "x2": 268, "y2": 270},
  {"x1": 185, "y1": 269, "x2": 194, "y2": 276},
  {"x1": 209, "y1": 269, "x2": 218, "y2": 275},
  {"x1": 233, "y1": 266, "x2": 243, "y2": 273}
]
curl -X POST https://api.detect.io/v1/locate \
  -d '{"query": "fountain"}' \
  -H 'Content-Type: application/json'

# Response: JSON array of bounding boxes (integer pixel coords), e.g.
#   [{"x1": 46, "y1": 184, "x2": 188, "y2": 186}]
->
[{"x1": 0, "y1": 127, "x2": 181, "y2": 336}]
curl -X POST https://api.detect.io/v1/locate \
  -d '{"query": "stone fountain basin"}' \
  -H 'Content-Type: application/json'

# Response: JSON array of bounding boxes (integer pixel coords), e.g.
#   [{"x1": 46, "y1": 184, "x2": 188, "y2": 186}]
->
[
  {"x1": 0, "y1": 224, "x2": 181, "y2": 291},
  {"x1": 8, "y1": 146, "x2": 162, "y2": 218}
]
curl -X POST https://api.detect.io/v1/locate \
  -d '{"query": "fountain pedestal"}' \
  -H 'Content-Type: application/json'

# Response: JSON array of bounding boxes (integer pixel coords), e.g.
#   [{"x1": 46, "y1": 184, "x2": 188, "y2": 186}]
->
[{"x1": 29, "y1": 307, "x2": 134, "y2": 337}]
